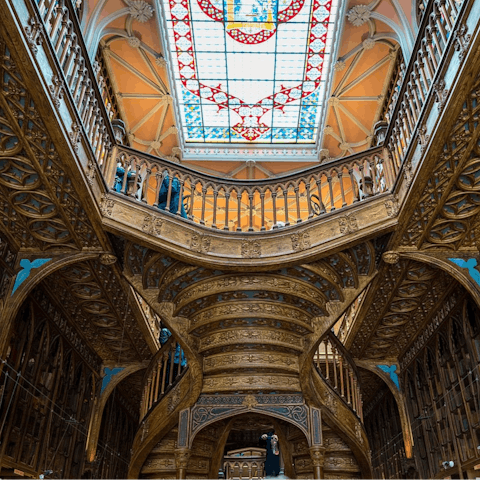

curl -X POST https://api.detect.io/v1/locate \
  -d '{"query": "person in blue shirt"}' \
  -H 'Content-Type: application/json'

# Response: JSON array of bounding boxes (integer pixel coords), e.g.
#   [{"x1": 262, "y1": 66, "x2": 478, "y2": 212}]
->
[
  {"x1": 114, "y1": 164, "x2": 142, "y2": 196},
  {"x1": 157, "y1": 174, "x2": 188, "y2": 219},
  {"x1": 159, "y1": 327, "x2": 187, "y2": 368}
]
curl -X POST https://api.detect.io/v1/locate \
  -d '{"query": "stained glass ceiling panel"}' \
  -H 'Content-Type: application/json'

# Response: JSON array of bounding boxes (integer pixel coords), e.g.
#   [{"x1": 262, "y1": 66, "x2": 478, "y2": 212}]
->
[{"x1": 162, "y1": 0, "x2": 339, "y2": 144}]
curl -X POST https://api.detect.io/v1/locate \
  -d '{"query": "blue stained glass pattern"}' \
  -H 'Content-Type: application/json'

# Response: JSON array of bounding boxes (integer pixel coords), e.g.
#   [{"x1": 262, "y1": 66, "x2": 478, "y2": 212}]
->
[{"x1": 164, "y1": 0, "x2": 340, "y2": 143}]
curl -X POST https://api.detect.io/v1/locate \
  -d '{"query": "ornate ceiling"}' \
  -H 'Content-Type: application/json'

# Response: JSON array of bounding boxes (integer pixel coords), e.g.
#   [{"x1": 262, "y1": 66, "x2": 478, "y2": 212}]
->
[{"x1": 81, "y1": 0, "x2": 416, "y2": 177}]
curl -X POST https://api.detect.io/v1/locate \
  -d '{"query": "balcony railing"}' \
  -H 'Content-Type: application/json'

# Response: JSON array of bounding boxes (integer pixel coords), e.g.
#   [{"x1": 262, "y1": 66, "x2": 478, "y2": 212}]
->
[
  {"x1": 139, "y1": 335, "x2": 187, "y2": 421},
  {"x1": 25, "y1": 0, "x2": 468, "y2": 234},
  {"x1": 386, "y1": 0, "x2": 465, "y2": 169},
  {"x1": 34, "y1": 0, "x2": 115, "y2": 167},
  {"x1": 106, "y1": 145, "x2": 389, "y2": 232},
  {"x1": 313, "y1": 331, "x2": 363, "y2": 420}
]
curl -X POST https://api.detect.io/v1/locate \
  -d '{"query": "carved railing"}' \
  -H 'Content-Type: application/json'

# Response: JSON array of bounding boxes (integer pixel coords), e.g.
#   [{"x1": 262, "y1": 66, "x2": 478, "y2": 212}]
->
[
  {"x1": 313, "y1": 331, "x2": 363, "y2": 421},
  {"x1": 334, "y1": 288, "x2": 368, "y2": 344},
  {"x1": 386, "y1": 0, "x2": 465, "y2": 169},
  {"x1": 131, "y1": 288, "x2": 163, "y2": 349},
  {"x1": 106, "y1": 145, "x2": 390, "y2": 232},
  {"x1": 26, "y1": 0, "x2": 469, "y2": 234},
  {"x1": 33, "y1": 0, "x2": 115, "y2": 168},
  {"x1": 139, "y1": 335, "x2": 187, "y2": 421}
]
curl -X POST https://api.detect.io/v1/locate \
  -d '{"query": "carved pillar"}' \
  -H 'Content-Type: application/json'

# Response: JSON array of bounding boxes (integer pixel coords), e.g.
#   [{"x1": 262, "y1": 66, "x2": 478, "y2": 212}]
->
[
  {"x1": 174, "y1": 448, "x2": 191, "y2": 479},
  {"x1": 309, "y1": 446, "x2": 325, "y2": 479}
]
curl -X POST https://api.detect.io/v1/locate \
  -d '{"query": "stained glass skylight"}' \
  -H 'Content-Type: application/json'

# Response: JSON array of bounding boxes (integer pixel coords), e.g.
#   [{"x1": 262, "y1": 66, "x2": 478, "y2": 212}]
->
[{"x1": 161, "y1": 0, "x2": 340, "y2": 144}]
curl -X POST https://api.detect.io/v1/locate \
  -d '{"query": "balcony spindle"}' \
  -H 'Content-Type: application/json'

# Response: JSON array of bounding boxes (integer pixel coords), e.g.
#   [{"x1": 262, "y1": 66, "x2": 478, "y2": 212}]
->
[
  {"x1": 236, "y1": 189, "x2": 242, "y2": 231},
  {"x1": 272, "y1": 191, "x2": 277, "y2": 228},
  {"x1": 332, "y1": 347, "x2": 338, "y2": 390},
  {"x1": 327, "y1": 175, "x2": 335, "y2": 211},
  {"x1": 160, "y1": 354, "x2": 168, "y2": 395},
  {"x1": 211, "y1": 188, "x2": 218, "y2": 228},
  {"x1": 438, "y1": 0, "x2": 453, "y2": 30},
  {"x1": 248, "y1": 192, "x2": 254, "y2": 231},
  {"x1": 260, "y1": 192, "x2": 266, "y2": 231},
  {"x1": 200, "y1": 186, "x2": 207, "y2": 225},
  {"x1": 177, "y1": 178, "x2": 185, "y2": 216},
  {"x1": 295, "y1": 186, "x2": 301, "y2": 223},
  {"x1": 338, "y1": 170, "x2": 347, "y2": 207},
  {"x1": 306, "y1": 182, "x2": 313, "y2": 218},
  {"x1": 325, "y1": 339, "x2": 329, "y2": 379},
  {"x1": 224, "y1": 191, "x2": 230, "y2": 231},
  {"x1": 283, "y1": 188, "x2": 290, "y2": 226}
]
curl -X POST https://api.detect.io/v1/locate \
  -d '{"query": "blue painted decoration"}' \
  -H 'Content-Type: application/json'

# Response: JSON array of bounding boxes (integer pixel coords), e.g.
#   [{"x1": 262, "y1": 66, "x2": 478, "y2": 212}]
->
[
  {"x1": 377, "y1": 364, "x2": 400, "y2": 390},
  {"x1": 12, "y1": 258, "x2": 52, "y2": 295},
  {"x1": 101, "y1": 367, "x2": 125, "y2": 393},
  {"x1": 449, "y1": 258, "x2": 480, "y2": 287}
]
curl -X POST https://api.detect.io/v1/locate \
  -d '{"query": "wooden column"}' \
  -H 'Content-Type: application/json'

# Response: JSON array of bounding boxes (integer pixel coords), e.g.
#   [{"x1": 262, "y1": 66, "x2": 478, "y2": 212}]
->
[
  {"x1": 174, "y1": 448, "x2": 191, "y2": 479},
  {"x1": 309, "y1": 446, "x2": 325, "y2": 479}
]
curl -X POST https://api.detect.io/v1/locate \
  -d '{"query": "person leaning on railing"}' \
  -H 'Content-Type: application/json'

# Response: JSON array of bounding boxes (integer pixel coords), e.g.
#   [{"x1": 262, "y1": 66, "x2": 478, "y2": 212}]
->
[
  {"x1": 157, "y1": 172, "x2": 188, "y2": 218},
  {"x1": 159, "y1": 327, "x2": 187, "y2": 380}
]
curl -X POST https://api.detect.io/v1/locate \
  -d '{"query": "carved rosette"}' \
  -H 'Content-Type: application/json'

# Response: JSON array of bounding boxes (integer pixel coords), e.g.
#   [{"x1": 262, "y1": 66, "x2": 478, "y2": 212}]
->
[{"x1": 241, "y1": 239, "x2": 261, "y2": 258}]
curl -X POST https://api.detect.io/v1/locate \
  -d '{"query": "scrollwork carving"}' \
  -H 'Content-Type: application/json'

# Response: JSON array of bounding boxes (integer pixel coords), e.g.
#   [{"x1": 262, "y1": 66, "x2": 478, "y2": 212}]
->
[
  {"x1": 24, "y1": 16, "x2": 44, "y2": 55},
  {"x1": 142, "y1": 214, "x2": 163, "y2": 236},
  {"x1": 291, "y1": 231, "x2": 311, "y2": 252},
  {"x1": 453, "y1": 24, "x2": 471, "y2": 61},
  {"x1": 241, "y1": 239, "x2": 261, "y2": 258},
  {"x1": 190, "y1": 232, "x2": 211, "y2": 253},
  {"x1": 48, "y1": 75, "x2": 64, "y2": 109},
  {"x1": 339, "y1": 214, "x2": 358, "y2": 234},
  {"x1": 100, "y1": 195, "x2": 115, "y2": 217}
]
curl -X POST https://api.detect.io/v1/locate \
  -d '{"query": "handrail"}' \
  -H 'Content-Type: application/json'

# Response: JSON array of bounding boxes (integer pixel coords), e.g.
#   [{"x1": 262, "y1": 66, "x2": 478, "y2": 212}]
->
[
  {"x1": 385, "y1": 0, "x2": 465, "y2": 169},
  {"x1": 33, "y1": 0, "x2": 116, "y2": 169},
  {"x1": 106, "y1": 144, "x2": 390, "y2": 232},
  {"x1": 29, "y1": 0, "x2": 467, "y2": 233},
  {"x1": 313, "y1": 331, "x2": 363, "y2": 421},
  {"x1": 139, "y1": 335, "x2": 188, "y2": 422}
]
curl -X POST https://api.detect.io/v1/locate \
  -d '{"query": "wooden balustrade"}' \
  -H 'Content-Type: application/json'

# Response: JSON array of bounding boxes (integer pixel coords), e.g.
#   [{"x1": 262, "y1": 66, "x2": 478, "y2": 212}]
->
[
  {"x1": 140, "y1": 335, "x2": 187, "y2": 421},
  {"x1": 313, "y1": 331, "x2": 363, "y2": 420},
  {"x1": 32, "y1": 0, "x2": 467, "y2": 233},
  {"x1": 385, "y1": 0, "x2": 465, "y2": 170},
  {"x1": 34, "y1": 0, "x2": 115, "y2": 169},
  {"x1": 108, "y1": 145, "x2": 389, "y2": 232}
]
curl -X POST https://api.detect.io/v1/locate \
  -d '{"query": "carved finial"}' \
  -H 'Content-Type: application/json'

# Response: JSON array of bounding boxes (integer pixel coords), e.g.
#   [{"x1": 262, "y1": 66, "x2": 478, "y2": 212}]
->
[
  {"x1": 382, "y1": 251, "x2": 400, "y2": 264},
  {"x1": 99, "y1": 253, "x2": 117, "y2": 265}
]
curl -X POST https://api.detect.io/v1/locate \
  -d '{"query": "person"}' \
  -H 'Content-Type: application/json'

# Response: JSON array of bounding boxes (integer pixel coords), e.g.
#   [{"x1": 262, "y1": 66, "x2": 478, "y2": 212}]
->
[
  {"x1": 157, "y1": 173, "x2": 187, "y2": 218},
  {"x1": 114, "y1": 164, "x2": 142, "y2": 197},
  {"x1": 260, "y1": 430, "x2": 280, "y2": 477}
]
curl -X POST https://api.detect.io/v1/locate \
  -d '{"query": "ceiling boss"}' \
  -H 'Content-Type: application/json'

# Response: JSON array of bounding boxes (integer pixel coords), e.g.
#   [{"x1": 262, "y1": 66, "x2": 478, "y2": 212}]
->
[{"x1": 165, "y1": 0, "x2": 336, "y2": 142}]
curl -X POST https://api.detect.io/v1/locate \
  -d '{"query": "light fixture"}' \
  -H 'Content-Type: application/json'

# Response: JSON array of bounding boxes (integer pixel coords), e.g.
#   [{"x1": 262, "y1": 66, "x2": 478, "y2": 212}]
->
[{"x1": 442, "y1": 461, "x2": 454, "y2": 469}]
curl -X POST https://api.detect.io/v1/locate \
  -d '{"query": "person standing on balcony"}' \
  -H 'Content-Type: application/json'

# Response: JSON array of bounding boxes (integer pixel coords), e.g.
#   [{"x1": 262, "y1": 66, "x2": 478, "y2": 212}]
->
[
  {"x1": 157, "y1": 171, "x2": 188, "y2": 218},
  {"x1": 260, "y1": 430, "x2": 280, "y2": 477}
]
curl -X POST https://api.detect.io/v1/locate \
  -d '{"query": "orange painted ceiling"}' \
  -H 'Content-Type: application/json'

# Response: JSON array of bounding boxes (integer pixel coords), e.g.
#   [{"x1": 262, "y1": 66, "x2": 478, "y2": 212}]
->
[{"x1": 82, "y1": 0, "x2": 415, "y2": 178}]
